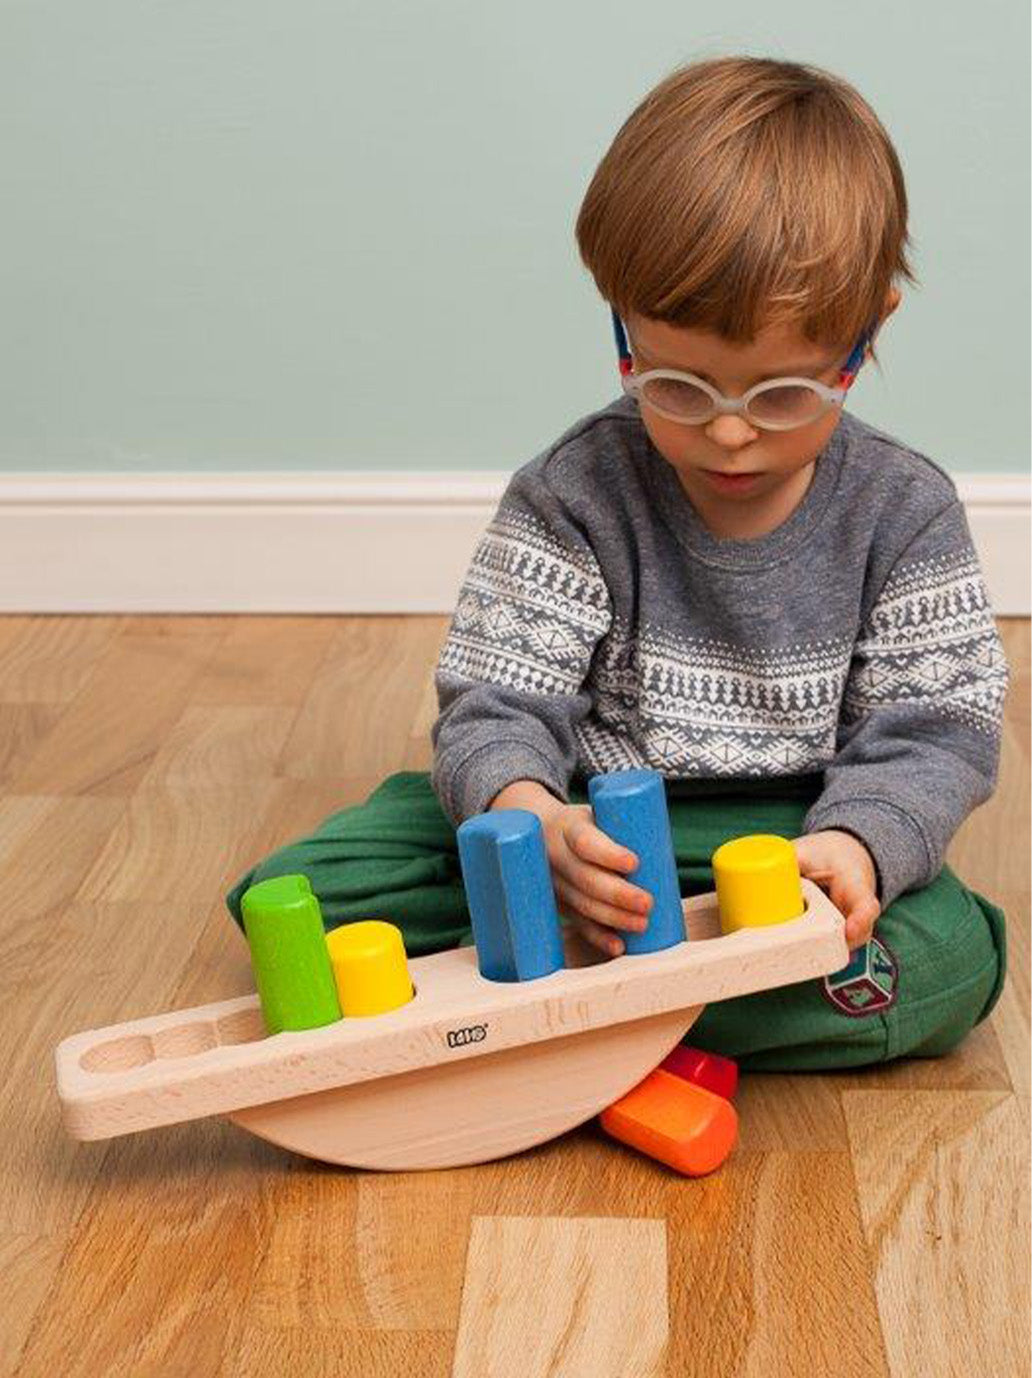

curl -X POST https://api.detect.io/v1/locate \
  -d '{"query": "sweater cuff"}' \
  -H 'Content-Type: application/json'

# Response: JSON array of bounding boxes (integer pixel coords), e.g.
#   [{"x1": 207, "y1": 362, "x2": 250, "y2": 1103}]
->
[
  {"x1": 802, "y1": 796, "x2": 933, "y2": 909},
  {"x1": 438, "y1": 739, "x2": 569, "y2": 825}
]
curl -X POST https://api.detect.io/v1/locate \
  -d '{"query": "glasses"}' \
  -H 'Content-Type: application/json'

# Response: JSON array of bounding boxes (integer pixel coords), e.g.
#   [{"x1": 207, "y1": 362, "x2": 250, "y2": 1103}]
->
[{"x1": 611, "y1": 308, "x2": 875, "y2": 431}]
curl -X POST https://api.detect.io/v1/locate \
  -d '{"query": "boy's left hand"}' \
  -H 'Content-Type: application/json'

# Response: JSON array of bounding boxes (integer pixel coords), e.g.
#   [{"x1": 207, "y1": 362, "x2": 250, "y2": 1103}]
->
[{"x1": 792, "y1": 830, "x2": 881, "y2": 948}]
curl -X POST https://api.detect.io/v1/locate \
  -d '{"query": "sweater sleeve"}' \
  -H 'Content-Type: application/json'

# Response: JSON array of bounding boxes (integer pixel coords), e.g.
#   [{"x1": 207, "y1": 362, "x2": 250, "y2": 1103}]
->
[
  {"x1": 802, "y1": 499, "x2": 1009, "y2": 907},
  {"x1": 430, "y1": 463, "x2": 613, "y2": 824}
]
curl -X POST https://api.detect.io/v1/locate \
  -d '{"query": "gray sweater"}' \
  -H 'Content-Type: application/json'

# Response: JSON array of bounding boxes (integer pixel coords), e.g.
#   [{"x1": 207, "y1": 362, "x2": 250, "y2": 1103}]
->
[{"x1": 431, "y1": 394, "x2": 1009, "y2": 907}]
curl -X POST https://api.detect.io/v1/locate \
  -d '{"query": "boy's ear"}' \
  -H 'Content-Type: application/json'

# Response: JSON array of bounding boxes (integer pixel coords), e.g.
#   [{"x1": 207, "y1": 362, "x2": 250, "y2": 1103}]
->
[
  {"x1": 880, "y1": 286, "x2": 902, "y2": 322},
  {"x1": 866, "y1": 287, "x2": 902, "y2": 357}
]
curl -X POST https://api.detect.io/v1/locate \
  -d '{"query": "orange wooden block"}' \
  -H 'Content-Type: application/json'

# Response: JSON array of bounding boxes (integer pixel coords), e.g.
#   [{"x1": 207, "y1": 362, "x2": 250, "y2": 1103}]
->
[{"x1": 600, "y1": 1067, "x2": 738, "y2": 1176}]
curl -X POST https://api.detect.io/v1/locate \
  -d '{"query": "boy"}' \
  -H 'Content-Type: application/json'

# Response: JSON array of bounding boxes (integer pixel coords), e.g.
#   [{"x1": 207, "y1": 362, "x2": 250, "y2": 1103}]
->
[{"x1": 227, "y1": 55, "x2": 1008, "y2": 1070}]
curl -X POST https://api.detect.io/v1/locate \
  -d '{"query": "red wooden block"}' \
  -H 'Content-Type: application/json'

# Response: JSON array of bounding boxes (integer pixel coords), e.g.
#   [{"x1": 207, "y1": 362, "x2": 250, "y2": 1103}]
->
[
  {"x1": 600, "y1": 1068, "x2": 738, "y2": 1176},
  {"x1": 660, "y1": 1045, "x2": 738, "y2": 1100}
]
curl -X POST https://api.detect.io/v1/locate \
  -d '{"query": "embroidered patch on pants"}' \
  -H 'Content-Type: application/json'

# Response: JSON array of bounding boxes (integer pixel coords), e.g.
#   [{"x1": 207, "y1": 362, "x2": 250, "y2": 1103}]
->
[{"x1": 821, "y1": 936, "x2": 898, "y2": 1017}]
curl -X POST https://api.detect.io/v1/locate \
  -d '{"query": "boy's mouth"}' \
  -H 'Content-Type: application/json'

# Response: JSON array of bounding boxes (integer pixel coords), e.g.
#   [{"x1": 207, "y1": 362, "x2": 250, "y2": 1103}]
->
[{"x1": 701, "y1": 469, "x2": 762, "y2": 493}]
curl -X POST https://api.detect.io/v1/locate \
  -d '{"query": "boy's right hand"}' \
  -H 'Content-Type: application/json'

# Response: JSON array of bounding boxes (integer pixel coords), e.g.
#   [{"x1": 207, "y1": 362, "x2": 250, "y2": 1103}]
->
[{"x1": 488, "y1": 781, "x2": 653, "y2": 956}]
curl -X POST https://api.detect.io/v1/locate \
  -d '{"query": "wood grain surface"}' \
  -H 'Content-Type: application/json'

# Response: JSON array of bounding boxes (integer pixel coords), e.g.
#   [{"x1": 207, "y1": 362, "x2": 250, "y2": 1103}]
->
[
  {"x1": 1, "y1": 614, "x2": 1027, "y2": 1377},
  {"x1": 452, "y1": 1217, "x2": 668, "y2": 1377}
]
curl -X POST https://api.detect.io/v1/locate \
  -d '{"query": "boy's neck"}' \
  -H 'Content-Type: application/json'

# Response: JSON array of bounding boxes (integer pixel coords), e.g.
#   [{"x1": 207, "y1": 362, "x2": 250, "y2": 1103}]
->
[{"x1": 675, "y1": 459, "x2": 818, "y2": 542}]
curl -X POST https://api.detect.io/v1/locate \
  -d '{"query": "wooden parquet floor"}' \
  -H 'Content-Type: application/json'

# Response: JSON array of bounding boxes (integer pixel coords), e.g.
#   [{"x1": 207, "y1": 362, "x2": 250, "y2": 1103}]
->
[{"x1": 1, "y1": 615, "x2": 1028, "y2": 1378}]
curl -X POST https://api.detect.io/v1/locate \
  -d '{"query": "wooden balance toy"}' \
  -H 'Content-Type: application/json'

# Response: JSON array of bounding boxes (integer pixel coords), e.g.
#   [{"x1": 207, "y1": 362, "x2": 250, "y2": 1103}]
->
[{"x1": 55, "y1": 770, "x2": 849, "y2": 1172}]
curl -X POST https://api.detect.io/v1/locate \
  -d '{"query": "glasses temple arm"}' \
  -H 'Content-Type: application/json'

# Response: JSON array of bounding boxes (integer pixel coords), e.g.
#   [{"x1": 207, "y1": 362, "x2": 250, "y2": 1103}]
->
[
  {"x1": 611, "y1": 307, "x2": 634, "y2": 377},
  {"x1": 838, "y1": 318, "x2": 879, "y2": 388}
]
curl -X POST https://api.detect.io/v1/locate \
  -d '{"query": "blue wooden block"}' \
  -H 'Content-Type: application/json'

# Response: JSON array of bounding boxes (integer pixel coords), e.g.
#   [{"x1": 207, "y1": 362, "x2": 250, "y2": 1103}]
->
[
  {"x1": 587, "y1": 768, "x2": 686, "y2": 954},
  {"x1": 456, "y1": 809, "x2": 565, "y2": 982}
]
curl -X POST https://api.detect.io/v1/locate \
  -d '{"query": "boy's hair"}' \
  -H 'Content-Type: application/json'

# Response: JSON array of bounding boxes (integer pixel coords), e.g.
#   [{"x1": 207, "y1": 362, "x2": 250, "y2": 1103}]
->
[{"x1": 575, "y1": 56, "x2": 917, "y2": 360}]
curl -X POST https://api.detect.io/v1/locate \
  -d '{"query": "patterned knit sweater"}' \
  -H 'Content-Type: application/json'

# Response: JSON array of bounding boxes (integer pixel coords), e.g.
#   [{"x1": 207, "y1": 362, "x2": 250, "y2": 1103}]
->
[{"x1": 431, "y1": 394, "x2": 1009, "y2": 907}]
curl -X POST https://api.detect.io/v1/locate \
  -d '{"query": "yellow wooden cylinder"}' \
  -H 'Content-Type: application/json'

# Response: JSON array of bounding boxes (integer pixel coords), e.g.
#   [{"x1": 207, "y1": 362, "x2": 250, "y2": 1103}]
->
[
  {"x1": 712, "y1": 834, "x2": 805, "y2": 933},
  {"x1": 325, "y1": 920, "x2": 414, "y2": 1017}
]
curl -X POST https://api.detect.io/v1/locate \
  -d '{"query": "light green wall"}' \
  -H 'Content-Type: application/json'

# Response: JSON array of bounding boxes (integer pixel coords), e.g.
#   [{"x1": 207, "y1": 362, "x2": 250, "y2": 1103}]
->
[{"x1": 2, "y1": 2, "x2": 1027, "y2": 473}]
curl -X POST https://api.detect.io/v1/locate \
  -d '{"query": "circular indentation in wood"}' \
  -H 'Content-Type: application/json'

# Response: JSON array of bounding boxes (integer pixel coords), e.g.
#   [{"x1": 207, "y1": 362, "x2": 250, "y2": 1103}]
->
[
  {"x1": 216, "y1": 1007, "x2": 268, "y2": 1046},
  {"x1": 80, "y1": 1034, "x2": 155, "y2": 1073},
  {"x1": 152, "y1": 1022, "x2": 219, "y2": 1060}
]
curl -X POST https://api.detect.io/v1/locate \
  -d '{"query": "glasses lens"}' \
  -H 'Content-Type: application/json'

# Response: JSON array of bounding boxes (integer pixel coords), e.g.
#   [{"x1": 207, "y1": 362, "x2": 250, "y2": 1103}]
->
[
  {"x1": 747, "y1": 383, "x2": 825, "y2": 428},
  {"x1": 639, "y1": 375, "x2": 713, "y2": 421}
]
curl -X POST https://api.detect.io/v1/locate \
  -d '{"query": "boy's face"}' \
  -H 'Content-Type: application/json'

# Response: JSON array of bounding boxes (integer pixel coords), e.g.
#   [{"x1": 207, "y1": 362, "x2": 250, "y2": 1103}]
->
[{"x1": 624, "y1": 307, "x2": 887, "y2": 518}]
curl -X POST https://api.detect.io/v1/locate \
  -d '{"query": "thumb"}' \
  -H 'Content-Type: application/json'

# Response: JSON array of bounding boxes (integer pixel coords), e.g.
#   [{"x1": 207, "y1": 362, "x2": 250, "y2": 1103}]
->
[{"x1": 828, "y1": 869, "x2": 880, "y2": 946}]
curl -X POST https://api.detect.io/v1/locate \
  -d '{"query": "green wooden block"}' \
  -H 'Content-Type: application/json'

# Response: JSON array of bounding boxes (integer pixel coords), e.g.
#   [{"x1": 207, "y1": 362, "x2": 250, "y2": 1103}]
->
[{"x1": 241, "y1": 874, "x2": 342, "y2": 1033}]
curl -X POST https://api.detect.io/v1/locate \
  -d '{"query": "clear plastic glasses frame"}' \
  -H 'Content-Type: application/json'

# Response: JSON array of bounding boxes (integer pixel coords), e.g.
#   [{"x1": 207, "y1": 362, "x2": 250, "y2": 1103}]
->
[{"x1": 611, "y1": 309, "x2": 875, "y2": 432}]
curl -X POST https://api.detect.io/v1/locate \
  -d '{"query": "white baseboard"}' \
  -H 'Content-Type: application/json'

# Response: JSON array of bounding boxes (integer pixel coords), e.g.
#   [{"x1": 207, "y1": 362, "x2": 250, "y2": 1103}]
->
[{"x1": 0, "y1": 471, "x2": 1027, "y2": 615}]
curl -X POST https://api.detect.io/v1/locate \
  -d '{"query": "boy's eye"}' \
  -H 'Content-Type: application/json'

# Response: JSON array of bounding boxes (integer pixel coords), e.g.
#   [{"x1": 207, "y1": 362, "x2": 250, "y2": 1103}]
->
[
  {"x1": 749, "y1": 384, "x2": 825, "y2": 426},
  {"x1": 639, "y1": 375, "x2": 713, "y2": 420}
]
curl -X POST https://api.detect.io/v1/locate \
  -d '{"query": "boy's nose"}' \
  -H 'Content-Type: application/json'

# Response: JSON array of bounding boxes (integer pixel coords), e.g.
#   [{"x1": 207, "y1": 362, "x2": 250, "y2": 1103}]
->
[{"x1": 705, "y1": 414, "x2": 758, "y2": 450}]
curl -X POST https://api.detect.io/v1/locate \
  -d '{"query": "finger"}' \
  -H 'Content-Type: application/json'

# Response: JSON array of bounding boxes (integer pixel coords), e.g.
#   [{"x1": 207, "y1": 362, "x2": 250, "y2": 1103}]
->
[
  {"x1": 565, "y1": 816, "x2": 639, "y2": 873},
  {"x1": 553, "y1": 875, "x2": 649, "y2": 934},
  {"x1": 792, "y1": 837, "x2": 879, "y2": 941},
  {"x1": 844, "y1": 895, "x2": 880, "y2": 948},
  {"x1": 792, "y1": 837, "x2": 848, "y2": 895},
  {"x1": 564, "y1": 911, "x2": 625, "y2": 957},
  {"x1": 559, "y1": 850, "x2": 653, "y2": 915},
  {"x1": 791, "y1": 836, "x2": 834, "y2": 882},
  {"x1": 829, "y1": 871, "x2": 879, "y2": 938},
  {"x1": 801, "y1": 864, "x2": 838, "y2": 891},
  {"x1": 829, "y1": 865, "x2": 875, "y2": 917}
]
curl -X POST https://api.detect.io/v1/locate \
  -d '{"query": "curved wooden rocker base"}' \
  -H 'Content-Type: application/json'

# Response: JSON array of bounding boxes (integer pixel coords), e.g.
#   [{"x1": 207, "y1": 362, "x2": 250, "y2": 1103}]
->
[
  {"x1": 56, "y1": 881, "x2": 847, "y2": 1171},
  {"x1": 228, "y1": 1007, "x2": 701, "y2": 1170}
]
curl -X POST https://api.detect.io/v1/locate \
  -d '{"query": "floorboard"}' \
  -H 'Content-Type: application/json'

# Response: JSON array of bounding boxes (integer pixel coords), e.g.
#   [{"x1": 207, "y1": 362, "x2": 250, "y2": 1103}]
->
[{"x1": 2, "y1": 615, "x2": 1027, "y2": 1377}]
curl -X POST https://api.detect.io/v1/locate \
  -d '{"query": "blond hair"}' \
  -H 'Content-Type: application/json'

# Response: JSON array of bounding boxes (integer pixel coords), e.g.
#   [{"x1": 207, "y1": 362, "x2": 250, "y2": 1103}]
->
[{"x1": 575, "y1": 56, "x2": 917, "y2": 359}]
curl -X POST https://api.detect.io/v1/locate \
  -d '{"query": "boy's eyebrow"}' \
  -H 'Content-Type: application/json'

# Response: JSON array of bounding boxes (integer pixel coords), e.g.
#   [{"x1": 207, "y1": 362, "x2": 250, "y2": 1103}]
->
[{"x1": 633, "y1": 341, "x2": 838, "y2": 382}]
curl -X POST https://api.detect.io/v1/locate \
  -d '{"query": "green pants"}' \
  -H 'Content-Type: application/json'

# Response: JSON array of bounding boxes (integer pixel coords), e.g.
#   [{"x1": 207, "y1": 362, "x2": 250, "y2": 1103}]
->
[{"x1": 225, "y1": 771, "x2": 1007, "y2": 1072}]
